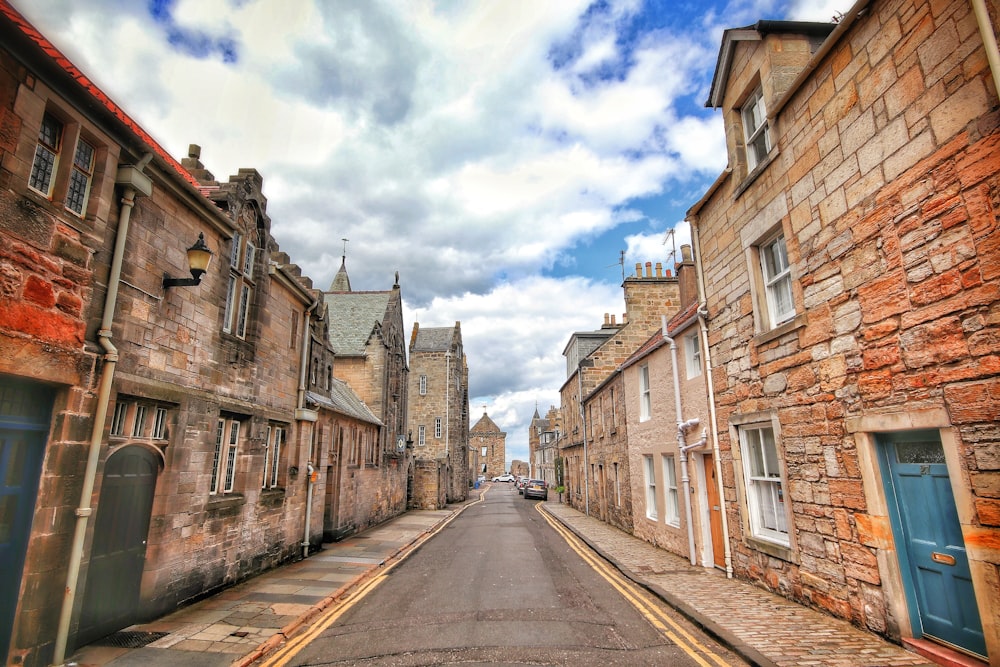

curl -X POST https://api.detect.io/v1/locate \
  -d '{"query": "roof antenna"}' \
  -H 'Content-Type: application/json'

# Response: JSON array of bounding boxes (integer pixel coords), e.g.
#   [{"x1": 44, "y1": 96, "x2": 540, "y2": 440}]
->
[
  {"x1": 605, "y1": 249, "x2": 625, "y2": 282},
  {"x1": 663, "y1": 229, "x2": 677, "y2": 267}
]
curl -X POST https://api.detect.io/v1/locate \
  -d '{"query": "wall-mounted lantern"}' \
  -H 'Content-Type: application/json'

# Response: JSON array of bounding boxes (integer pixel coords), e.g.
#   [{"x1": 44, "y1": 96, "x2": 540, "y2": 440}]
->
[{"x1": 163, "y1": 232, "x2": 213, "y2": 288}]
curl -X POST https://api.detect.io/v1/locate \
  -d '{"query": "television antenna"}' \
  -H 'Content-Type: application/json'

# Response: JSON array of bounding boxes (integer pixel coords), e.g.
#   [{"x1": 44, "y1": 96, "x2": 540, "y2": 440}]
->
[
  {"x1": 605, "y1": 249, "x2": 625, "y2": 282},
  {"x1": 663, "y1": 229, "x2": 677, "y2": 267}
]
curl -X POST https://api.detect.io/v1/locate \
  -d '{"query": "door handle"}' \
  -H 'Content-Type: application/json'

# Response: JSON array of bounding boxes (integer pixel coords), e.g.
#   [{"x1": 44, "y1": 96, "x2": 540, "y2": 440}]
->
[{"x1": 931, "y1": 552, "x2": 955, "y2": 566}]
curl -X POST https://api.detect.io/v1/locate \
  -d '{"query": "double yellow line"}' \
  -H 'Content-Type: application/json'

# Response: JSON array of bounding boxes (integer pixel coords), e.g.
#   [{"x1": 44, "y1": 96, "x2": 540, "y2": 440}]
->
[
  {"x1": 537, "y1": 504, "x2": 733, "y2": 667},
  {"x1": 257, "y1": 488, "x2": 489, "y2": 666}
]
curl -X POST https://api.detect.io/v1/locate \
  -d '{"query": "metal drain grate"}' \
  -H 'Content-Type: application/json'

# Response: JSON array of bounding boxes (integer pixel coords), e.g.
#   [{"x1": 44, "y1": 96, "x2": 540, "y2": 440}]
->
[{"x1": 92, "y1": 631, "x2": 169, "y2": 648}]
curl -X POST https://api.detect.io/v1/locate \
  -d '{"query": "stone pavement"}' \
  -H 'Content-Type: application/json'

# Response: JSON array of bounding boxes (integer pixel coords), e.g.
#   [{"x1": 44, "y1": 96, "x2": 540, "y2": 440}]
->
[
  {"x1": 67, "y1": 487, "x2": 976, "y2": 667},
  {"x1": 541, "y1": 501, "x2": 978, "y2": 667},
  {"x1": 67, "y1": 505, "x2": 463, "y2": 667}
]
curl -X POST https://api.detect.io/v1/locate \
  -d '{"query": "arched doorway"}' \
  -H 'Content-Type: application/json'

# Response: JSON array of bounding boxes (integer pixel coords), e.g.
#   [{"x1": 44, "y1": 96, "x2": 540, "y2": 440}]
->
[{"x1": 76, "y1": 446, "x2": 159, "y2": 646}]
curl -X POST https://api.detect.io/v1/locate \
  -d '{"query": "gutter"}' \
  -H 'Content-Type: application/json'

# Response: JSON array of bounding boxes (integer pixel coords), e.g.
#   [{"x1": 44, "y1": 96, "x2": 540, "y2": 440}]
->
[
  {"x1": 661, "y1": 315, "x2": 707, "y2": 566},
  {"x1": 53, "y1": 153, "x2": 154, "y2": 664},
  {"x1": 687, "y1": 213, "x2": 734, "y2": 578}
]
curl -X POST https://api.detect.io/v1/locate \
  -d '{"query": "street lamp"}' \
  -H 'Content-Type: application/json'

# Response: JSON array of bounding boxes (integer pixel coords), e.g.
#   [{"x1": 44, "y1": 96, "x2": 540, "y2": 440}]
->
[{"x1": 163, "y1": 232, "x2": 213, "y2": 288}]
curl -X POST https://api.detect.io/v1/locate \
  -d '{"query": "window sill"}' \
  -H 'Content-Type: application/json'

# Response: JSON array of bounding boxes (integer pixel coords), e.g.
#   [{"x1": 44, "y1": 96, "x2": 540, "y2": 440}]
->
[
  {"x1": 745, "y1": 535, "x2": 796, "y2": 563},
  {"x1": 733, "y1": 150, "x2": 778, "y2": 199},
  {"x1": 205, "y1": 493, "x2": 245, "y2": 515},
  {"x1": 752, "y1": 313, "x2": 807, "y2": 347}
]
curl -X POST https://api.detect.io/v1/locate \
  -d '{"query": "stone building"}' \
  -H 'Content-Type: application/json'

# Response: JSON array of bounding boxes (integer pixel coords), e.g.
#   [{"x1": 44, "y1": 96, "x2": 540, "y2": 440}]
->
[
  {"x1": 470, "y1": 410, "x2": 506, "y2": 479},
  {"x1": 0, "y1": 5, "x2": 392, "y2": 664},
  {"x1": 559, "y1": 262, "x2": 681, "y2": 516},
  {"x1": 688, "y1": 1, "x2": 1000, "y2": 661},
  {"x1": 581, "y1": 370, "x2": 632, "y2": 531},
  {"x1": 529, "y1": 405, "x2": 562, "y2": 485},
  {"x1": 621, "y1": 246, "x2": 723, "y2": 570},
  {"x1": 321, "y1": 258, "x2": 410, "y2": 538},
  {"x1": 407, "y1": 322, "x2": 470, "y2": 507}
]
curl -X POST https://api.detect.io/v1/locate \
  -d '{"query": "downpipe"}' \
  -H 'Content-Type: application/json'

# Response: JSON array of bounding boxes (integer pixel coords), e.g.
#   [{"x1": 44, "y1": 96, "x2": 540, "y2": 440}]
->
[
  {"x1": 662, "y1": 316, "x2": 703, "y2": 566},
  {"x1": 303, "y1": 460, "x2": 315, "y2": 559},
  {"x1": 53, "y1": 154, "x2": 153, "y2": 664}
]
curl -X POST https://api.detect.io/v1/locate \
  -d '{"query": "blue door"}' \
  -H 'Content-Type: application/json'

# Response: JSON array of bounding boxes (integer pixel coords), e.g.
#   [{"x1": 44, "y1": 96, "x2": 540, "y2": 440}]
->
[
  {"x1": 0, "y1": 378, "x2": 54, "y2": 660},
  {"x1": 879, "y1": 430, "x2": 986, "y2": 658}
]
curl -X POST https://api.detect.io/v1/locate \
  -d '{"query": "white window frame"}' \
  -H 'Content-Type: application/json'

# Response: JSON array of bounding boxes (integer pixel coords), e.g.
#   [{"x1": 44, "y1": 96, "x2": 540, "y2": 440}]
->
[
  {"x1": 643, "y1": 455, "x2": 657, "y2": 520},
  {"x1": 418, "y1": 425, "x2": 426, "y2": 446},
  {"x1": 684, "y1": 332, "x2": 702, "y2": 379},
  {"x1": 131, "y1": 405, "x2": 147, "y2": 438},
  {"x1": 152, "y1": 407, "x2": 168, "y2": 440},
  {"x1": 29, "y1": 113, "x2": 62, "y2": 197},
  {"x1": 262, "y1": 425, "x2": 283, "y2": 489},
  {"x1": 760, "y1": 233, "x2": 795, "y2": 327},
  {"x1": 109, "y1": 402, "x2": 128, "y2": 436},
  {"x1": 742, "y1": 86, "x2": 771, "y2": 170},
  {"x1": 66, "y1": 137, "x2": 95, "y2": 216},
  {"x1": 434, "y1": 417, "x2": 442, "y2": 438},
  {"x1": 739, "y1": 424, "x2": 789, "y2": 546},
  {"x1": 211, "y1": 417, "x2": 241, "y2": 495},
  {"x1": 419, "y1": 375, "x2": 427, "y2": 395},
  {"x1": 639, "y1": 364, "x2": 651, "y2": 422},
  {"x1": 223, "y1": 214, "x2": 257, "y2": 339},
  {"x1": 662, "y1": 455, "x2": 680, "y2": 526}
]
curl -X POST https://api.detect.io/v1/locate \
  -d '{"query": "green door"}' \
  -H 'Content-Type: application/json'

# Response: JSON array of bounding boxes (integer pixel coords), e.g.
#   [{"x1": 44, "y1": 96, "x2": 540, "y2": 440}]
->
[
  {"x1": 879, "y1": 430, "x2": 986, "y2": 658},
  {"x1": 0, "y1": 378, "x2": 53, "y2": 661}
]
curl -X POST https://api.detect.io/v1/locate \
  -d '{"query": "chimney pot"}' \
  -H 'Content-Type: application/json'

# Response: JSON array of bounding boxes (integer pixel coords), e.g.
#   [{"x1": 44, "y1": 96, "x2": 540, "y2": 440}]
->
[
  {"x1": 655, "y1": 262, "x2": 663, "y2": 277},
  {"x1": 645, "y1": 261, "x2": 653, "y2": 277},
  {"x1": 681, "y1": 244, "x2": 693, "y2": 262},
  {"x1": 635, "y1": 263, "x2": 642, "y2": 278},
  {"x1": 610, "y1": 314, "x2": 616, "y2": 325},
  {"x1": 188, "y1": 144, "x2": 201, "y2": 159},
  {"x1": 604, "y1": 313, "x2": 610, "y2": 325}
]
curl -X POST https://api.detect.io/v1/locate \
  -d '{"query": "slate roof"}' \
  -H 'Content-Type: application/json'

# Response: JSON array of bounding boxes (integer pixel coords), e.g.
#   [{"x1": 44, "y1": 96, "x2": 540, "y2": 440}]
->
[
  {"x1": 411, "y1": 326, "x2": 455, "y2": 352},
  {"x1": 306, "y1": 383, "x2": 381, "y2": 426},
  {"x1": 323, "y1": 291, "x2": 391, "y2": 356},
  {"x1": 471, "y1": 412, "x2": 505, "y2": 435}
]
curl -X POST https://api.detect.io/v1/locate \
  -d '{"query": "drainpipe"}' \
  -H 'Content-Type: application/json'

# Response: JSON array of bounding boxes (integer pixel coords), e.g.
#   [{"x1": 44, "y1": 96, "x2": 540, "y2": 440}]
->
[
  {"x1": 445, "y1": 349, "x2": 451, "y2": 501},
  {"x1": 53, "y1": 154, "x2": 154, "y2": 664},
  {"x1": 972, "y1": 0, "x2": 1000, "y2": 103},
  {"x1": 578, "y1": 366, "x2": 590, "y2": 517},
  {"x1": 662, "y1": 315, "x2": 703, "y2": 566},
  {"x1": 295, "y1": 299, "x2": 319, "y2": 559},
  {"x1": 302, "y1": 461, "x2": 315, "y2": 559},
  {"x1": 690, "y1": 218, "x2": 734, "y2": 578}
]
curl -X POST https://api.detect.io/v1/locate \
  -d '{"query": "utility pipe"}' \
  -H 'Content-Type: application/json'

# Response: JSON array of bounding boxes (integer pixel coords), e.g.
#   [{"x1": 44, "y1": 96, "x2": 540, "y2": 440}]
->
[
  {"x1": 690, "y1": 220, "x2": 734, "y2": 578},
  {"x1": 578, "y1": 365, "x2": 590, "y2": 516},
  {"x1": 972, "y1": 0, "x2": 1000, "y2": 103},
  {"x1": 54, "y1": 153, "x2": 154, "y2": 664},
  {"x1": 662, "y1": 315, "x2": 701, "y2": 566},
  {"x1": 295, "y1": 298, "x2": 319, "y2": 559}
]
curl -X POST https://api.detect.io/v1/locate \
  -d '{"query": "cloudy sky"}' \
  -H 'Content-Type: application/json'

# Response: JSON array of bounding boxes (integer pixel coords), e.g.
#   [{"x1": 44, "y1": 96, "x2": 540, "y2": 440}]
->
[{"x1": 15, "y1": 0, "x2": 853, "y2": 467}]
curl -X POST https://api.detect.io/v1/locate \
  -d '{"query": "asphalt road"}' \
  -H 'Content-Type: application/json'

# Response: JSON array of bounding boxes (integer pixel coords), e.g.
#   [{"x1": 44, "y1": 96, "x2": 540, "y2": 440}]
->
[{"x1": 283, "y1": 485, "x2": 747, "y2": 666}]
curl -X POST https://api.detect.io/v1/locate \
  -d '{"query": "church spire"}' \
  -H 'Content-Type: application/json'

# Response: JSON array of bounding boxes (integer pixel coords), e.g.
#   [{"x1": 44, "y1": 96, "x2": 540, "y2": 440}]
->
[{"x1": 329, "y1": 239, "x2": 351, "y2": 292}]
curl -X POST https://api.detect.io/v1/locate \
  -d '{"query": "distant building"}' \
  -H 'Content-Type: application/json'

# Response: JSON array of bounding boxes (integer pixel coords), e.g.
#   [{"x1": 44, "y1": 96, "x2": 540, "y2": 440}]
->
[
  {"x1": 509, "y1": 460, "x2": 530, "y2": 478},
  {"x1": 470, "y1": 411, "x2": 506, "y2": 479},
  {"x1": 529, "y1": 405, "x2": 561, "y2": 487},
  {"x1": 407, "y1": 323, "x2": 470, "y2": 508},
  {"x1": 321, "y1": 260, "x2": 410, "y2": 539},
  {"x1": 560, "y1": 262, "x2": 682, "y2": 515}
]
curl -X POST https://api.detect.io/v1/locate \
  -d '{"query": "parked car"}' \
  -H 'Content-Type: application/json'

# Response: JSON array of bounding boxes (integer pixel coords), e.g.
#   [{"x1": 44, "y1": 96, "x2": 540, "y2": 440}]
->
[
  {"x1": 523, "y1": 479, "x2": 548, "y2": 500},
  {"x1": 517, "y1": 478, "x2": 527, "y2": 494},
  {"x1": 492, "y1": 473, "x2": 515, "y2": 482}
]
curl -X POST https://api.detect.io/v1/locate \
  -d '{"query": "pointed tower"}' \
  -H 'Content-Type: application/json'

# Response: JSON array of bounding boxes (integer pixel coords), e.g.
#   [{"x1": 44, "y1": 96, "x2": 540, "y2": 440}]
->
[{"x1": 329, "y1": 256, "x2": 351, "y2": 292}]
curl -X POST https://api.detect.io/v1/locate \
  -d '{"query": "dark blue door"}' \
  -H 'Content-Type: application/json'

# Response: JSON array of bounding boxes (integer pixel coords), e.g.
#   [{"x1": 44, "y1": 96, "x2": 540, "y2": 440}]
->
[
  {"x1": 879, "y1": 430, "x2": 986, "y2": 658},
  {"x1": 0, "y1": 378, "x2": 53, "y2": 660}
]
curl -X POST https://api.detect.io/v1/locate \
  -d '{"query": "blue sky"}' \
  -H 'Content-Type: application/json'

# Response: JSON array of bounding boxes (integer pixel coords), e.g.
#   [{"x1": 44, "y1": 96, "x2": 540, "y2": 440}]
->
[{"x1": 14, "y1": 0, "x2": 854, "y2": 465}]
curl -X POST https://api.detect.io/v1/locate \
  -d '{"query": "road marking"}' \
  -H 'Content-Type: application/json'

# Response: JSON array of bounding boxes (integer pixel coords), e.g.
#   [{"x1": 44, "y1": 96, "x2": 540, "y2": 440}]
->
[
  {"x1": 538, "y1": 504, "x2": 733, "y2": 667},
  {"x1": 255, "y1": 491, "x2": 489, "y2": 666}
]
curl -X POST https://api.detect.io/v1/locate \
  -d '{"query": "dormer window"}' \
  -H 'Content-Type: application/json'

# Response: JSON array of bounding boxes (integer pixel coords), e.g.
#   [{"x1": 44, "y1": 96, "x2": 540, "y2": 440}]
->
[{"x1": 742, "y1": 87, "x2": 771, "y2": 170}]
